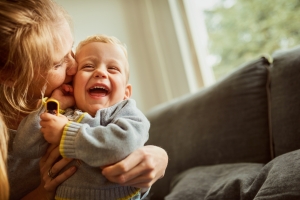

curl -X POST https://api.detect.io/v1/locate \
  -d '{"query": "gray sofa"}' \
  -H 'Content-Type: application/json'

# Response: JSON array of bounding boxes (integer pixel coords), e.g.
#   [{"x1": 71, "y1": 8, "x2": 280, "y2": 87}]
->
[{"x1": 145, "y1": 46, "x2": 300, "y2": 199}]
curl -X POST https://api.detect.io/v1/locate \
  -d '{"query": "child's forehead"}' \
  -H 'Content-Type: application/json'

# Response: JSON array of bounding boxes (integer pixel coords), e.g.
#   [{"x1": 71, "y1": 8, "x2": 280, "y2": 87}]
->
[
  {"x1": 75, "y1": 41, "x2": 130, "y2": 79},
  {"x1": 76, "y1": 42, "x2": 125, "y2": 60},
  {"x1": 77, "y1": 42, "x2": 123, "y2": 55}
]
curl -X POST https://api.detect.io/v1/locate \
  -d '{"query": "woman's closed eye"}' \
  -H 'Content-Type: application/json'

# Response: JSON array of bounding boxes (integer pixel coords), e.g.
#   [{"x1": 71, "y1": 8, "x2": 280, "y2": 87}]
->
[
  {"x1": 53, "y1": 60, "x2": 64, "y2": 69},
  {"x1": 54, "y1": 56, "x2": 73, "y2": 69},
  {"x1": 54, "y1": 64, "x2": 62, "y2": 69}
]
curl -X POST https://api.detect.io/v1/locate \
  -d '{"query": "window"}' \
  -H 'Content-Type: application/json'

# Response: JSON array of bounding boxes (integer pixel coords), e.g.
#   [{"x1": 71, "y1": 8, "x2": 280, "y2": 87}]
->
[
  {"x1": 202, "y1": 0, "x2": 300, "y2": 80},
  {"x1": 57, "y1": 0, "x2": 300, "y2": 112}
]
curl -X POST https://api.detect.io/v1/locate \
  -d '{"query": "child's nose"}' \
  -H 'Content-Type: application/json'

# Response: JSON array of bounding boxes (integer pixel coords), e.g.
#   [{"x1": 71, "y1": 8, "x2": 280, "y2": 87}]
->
[{"x1": 94, "y1": 67, "x2": 107, "y2": 78}]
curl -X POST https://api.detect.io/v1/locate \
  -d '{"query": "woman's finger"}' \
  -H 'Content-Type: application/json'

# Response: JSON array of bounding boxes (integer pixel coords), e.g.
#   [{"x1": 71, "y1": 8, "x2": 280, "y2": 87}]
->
[
  {"x1": 102, "y1": 147, "x2": 155, "y2": 184},
  {"x1": 44, "y1": 166, "x2": 77, "y2": 191},
  {"x1": 48, "y1": 156, "x2": 73, "y2": 178},
  {"x1": 39, "y1": 144, "x2": 58, "y2": 170},
  {"x1": 40, "y1": 145, "x2": 77, "y2": 192},
  {"x1": 102, "y1": 148, "x2": 144, "y2": 178},
  {"x1": 102, "y1": 145, "x2": 167, "y2": 189},
  {"x1": 41, "y1": 146, "x2": 61, "y2": 169},
  {"x1": 116, "y1": 170, "x2": 155, "y2": 188}
]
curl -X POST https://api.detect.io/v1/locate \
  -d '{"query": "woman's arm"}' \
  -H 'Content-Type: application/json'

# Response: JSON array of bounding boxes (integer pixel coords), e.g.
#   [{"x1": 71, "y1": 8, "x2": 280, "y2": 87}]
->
[
  {"x1": 14, "y1": 106, "x2": 48, "y2": 159},
  {"x1": 21, "y1": 146, "x2": 77, "y2": 200},
  {"x1": 101, "y1": 145, "x2": 168, "y2": 189}
]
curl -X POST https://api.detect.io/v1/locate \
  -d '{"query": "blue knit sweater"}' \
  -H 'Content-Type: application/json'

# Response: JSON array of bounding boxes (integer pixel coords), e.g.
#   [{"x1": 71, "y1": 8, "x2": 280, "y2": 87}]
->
[{"x1": 13, "y1": 99, "x2": 150, "y2": 200}]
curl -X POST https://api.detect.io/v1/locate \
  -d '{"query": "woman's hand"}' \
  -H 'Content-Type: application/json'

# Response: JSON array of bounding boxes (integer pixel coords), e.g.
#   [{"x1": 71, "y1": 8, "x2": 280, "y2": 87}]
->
[
  {"x1": 101, "y1": 145, "x2": 168, "y2": 190},
  {"x1": 21, "y1": 145, "x2": 76, "y2": 200},
  {"x1": 40, "y1": 145, "x2": 76, "y2": 192}
]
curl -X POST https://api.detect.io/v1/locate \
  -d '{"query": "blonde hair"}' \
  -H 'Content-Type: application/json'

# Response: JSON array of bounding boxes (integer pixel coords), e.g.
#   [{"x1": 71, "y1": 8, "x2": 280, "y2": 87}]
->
[
  {"x1": 0, "y1": 0, "x2": 72, "y2": 126},
  {"x1": 0, "y1": 113, "x2": 9, "y2": 200},
  {"x1": 75, "y1": 34, "x2": 130, "y2": 81}
]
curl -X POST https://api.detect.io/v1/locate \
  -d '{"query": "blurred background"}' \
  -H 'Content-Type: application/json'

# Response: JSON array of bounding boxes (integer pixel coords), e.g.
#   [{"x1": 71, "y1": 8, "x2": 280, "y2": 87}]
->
[{"x1": 57, "y1": 0, "x2": 300, "y2": 112}]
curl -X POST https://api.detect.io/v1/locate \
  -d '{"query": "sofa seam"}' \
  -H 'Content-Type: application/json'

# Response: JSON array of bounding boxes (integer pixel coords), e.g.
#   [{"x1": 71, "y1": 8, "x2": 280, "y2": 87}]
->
[{"x1": 263, "y1": 56, "x2": 274, "y2": 160}]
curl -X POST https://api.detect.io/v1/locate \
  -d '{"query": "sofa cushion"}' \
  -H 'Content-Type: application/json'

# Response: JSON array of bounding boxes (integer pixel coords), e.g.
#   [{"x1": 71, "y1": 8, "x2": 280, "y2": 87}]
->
[
  {"x1": 165, "y1": 163, "x2": 263, "y2": 200},
  {"x1": 252, "y1": 149, "x2": 300, "y2": 200},
  {"x1": 167, "y1": 150, "x2": 300, "y2": 200},
  {"x1": 270, "y1": 45, "x2": 300, "y2": 157},
  {"x1": 146, "y1": 57, "x2": 271, "y2": 199}
]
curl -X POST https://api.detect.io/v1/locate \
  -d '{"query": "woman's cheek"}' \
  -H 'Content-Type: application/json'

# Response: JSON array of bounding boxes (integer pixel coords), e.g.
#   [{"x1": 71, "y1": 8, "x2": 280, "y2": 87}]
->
[
  {"x1": 44, "y1": 72, "x2": 66, "y2": 96},
  {"x1": 64, "y1": 74, "x2": 73, "y2": 84}
]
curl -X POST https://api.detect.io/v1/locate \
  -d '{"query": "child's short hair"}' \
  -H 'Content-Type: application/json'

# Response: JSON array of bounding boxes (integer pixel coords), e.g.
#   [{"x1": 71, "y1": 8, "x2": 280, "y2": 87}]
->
[{"x1": 76, "y1": 34, "x2": 129, "y2": 81}]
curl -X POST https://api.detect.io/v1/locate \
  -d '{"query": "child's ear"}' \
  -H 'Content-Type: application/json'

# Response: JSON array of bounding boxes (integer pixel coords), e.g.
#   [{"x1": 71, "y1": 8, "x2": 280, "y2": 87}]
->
[{"x1": 124, "y1": 84, "x2": 132, "y2": 100}]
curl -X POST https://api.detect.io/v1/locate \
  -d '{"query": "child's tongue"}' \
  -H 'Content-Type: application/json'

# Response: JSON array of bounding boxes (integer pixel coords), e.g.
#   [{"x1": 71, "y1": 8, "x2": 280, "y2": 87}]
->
[{"x1": 89, "y1": 88, "x2": 108, "y2": 96}]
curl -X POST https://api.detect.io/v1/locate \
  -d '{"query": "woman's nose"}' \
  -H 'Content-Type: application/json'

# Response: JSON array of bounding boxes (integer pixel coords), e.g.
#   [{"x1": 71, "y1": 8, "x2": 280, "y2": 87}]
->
[
  {"x1": 67, "y1": 59, "x2": 77, "y2": 76},
  {"x1": 64, "y1": 56, "x2": 77, "y2": 84}
]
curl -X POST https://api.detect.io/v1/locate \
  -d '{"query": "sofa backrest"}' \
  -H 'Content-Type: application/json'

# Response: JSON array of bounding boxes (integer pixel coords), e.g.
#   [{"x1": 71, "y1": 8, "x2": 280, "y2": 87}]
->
[
  {"x1": 270, "y1": 46, "x2": 300, "y2": 157},
  {"x1": 146, "y1": 56, "x2": 272, "y2": 199}
]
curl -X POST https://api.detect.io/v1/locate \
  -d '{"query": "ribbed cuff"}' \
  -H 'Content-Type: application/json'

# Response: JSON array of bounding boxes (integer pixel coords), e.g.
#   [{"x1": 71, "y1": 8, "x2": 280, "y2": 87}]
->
[
  {"x1": 59, "y1": 121, "x2": 82, "y2": 158},
  {"x1": 56, "y1": 185, "x2": 140, "y2": 200}
]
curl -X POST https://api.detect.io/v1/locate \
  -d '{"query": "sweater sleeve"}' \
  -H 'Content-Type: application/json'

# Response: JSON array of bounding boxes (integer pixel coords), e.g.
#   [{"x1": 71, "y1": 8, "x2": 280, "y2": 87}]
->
[
  {"x1": 13, "y1": 105, "x2": 49, "y2": 158},
  {"x1": 59, "y1": 99, "x2": 150, "y2": 167}
]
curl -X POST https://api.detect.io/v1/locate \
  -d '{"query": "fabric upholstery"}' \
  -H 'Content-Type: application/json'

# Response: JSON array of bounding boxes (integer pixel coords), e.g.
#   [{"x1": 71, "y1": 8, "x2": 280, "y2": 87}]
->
[
  {"x1": 166, "y1": 163, "x2": 263, "y2": 200},
  {"x1": 269, "y1": 46, "x2": 300, "y2": 157},
  {"x1": 146, "y1": 57, "x2": 271, "y2": 199},
  {"x1": 166, "y1": 149, "x2": 300, "y2": 200}
]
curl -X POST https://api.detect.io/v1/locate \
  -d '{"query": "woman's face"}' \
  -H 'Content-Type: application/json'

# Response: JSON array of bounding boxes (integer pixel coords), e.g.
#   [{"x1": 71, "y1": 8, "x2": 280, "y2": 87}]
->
[{"x1": 41, "y1": 21, "x2": 77, "y2": 97}]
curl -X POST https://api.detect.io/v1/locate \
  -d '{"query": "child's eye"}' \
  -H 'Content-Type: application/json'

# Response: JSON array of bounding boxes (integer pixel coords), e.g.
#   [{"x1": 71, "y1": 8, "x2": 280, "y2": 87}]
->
[
  {"x1": 81, "y1": 64, "x2": 94, "y2": 70},
  {"x1": 108, "y1": 66, "x2": 119, "y2": 71}
]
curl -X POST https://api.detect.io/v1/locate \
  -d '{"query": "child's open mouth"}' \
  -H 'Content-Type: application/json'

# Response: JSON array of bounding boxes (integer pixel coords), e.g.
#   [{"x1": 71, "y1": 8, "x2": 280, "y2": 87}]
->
[{"x1": 88, "y1": 86, "x2": 108, "y2": 97}]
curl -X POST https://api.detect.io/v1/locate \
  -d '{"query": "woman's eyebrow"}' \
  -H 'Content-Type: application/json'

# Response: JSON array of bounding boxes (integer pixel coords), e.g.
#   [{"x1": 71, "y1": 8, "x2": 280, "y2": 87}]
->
[
  {"x1": 54, "y1": 42, "x2": 74, "y2": 65},
  {"x1": 61, "y1": 42, "x2": 74, "y2": 61},
  {"x1": 53, "y1": 57, "x2": 64, "y2": 65}
]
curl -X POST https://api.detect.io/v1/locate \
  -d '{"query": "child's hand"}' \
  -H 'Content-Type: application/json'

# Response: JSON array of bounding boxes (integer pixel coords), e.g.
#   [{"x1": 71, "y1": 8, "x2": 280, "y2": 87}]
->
[
  {"x1": 51, "y1": 84, "x2": 75, "y2": 110},
  {"x1": 40, "y1": 113, "x2": 69, "y2": 145}
]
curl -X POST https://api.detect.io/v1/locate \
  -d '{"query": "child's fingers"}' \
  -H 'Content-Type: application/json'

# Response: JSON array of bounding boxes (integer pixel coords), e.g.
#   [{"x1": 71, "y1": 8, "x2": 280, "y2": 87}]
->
[
  {"x1": 61, "y1": 84, "x2": 74, "y2": 94},
  {"x1": 40, "y1": 113, "x2": 54, "y2": 120}
]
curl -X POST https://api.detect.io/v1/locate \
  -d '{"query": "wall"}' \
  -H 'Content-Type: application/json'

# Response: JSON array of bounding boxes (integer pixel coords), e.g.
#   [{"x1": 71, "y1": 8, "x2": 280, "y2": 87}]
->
[{"x1": 56, "y1": 0, "x2": 204, "y2": 112}]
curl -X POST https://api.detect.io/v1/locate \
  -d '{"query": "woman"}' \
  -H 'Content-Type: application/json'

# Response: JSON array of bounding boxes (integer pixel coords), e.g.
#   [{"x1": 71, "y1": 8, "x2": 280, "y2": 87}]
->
[
  {"x1": 0, "y1": 0, "x2": 167, "y2": 199},
  {"x1": 0, "y1": 113, "x2": 9, "y2": 200}
]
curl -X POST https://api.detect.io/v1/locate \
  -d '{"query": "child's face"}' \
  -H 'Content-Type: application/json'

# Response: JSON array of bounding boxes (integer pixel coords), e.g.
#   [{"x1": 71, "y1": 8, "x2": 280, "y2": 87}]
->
[{"x1": 74, "y1": 42, "x2": 131, "y2": 116}]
